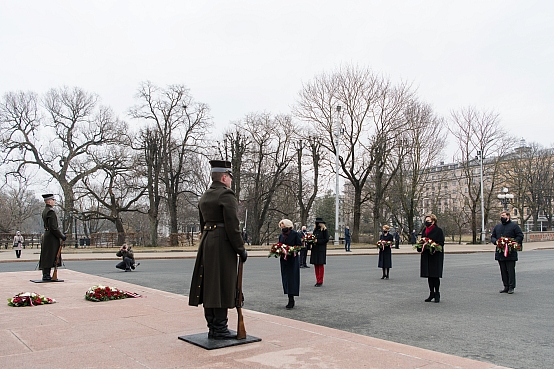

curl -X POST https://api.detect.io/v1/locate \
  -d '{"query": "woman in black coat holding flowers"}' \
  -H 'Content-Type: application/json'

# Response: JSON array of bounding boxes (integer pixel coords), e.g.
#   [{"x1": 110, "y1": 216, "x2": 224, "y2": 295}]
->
[
  {"x1": 278, "y1": 219, "x2": 302, "y2": 309},
  {"x1": 310, "y1": 217, "x2": 329, "y2": 287},
  {"x1": 417, "y1": 214, "x2": 445, "y2": 303},
  {"x1": 378, "y1": 225, "x2": 394, "y2": 279}
]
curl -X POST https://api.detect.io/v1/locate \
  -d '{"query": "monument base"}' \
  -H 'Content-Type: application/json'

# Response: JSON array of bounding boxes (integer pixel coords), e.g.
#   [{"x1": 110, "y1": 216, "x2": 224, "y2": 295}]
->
[
  {"x1": 30, "y1": 279, "x2": 65, "y2": 283},
  {"x1": 178, "y1": 330, "x2": 261, "y2": 350}
]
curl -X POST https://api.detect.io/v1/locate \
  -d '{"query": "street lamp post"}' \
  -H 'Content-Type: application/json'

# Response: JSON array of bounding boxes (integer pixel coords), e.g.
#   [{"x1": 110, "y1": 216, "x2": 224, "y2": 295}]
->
[
  {"x1": 477, "y1": 151, "x2": 485, "y2": 244},
  {"x1": 334, "y1": 105, "x2": 341, "y2": 246},
  {"x1": 497, "y1": 187, "x2": 514, "y2": 211}
]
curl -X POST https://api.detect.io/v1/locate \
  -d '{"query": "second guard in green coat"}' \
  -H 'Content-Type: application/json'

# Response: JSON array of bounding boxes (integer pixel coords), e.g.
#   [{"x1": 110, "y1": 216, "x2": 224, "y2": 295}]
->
[{"x1": 39, "y1": 194, "x2": 66, "y2": 281}]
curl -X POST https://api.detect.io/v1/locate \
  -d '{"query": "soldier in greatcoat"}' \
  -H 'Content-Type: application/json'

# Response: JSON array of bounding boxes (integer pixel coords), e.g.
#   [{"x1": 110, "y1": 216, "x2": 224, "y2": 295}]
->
[
  {"x1": 39, "y1": 194, "x2": 66, "y2": 281},
  {"x1": 189, "y1": 160, "x2": 248, "y2": 340}
]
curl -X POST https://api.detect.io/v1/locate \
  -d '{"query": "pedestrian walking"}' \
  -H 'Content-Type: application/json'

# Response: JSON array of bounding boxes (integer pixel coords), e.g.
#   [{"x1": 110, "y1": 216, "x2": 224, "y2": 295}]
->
[
  {"x1": 299, "y1": 225, "x2": 310, "y2": 268},
  {"x1": 378, "y1": 225, "x2": 393, "y2": 279},
  {"x1": 416, "y1": 214, "x2": 445, "y2": 303},
  {"x1": 344, "y1": 226, "x2": 351, "y2": 252},
  {"x1": 278, "y1": 219, "x2": 302, "y2": 309},
  {"x1": 394, "y1": 230, "x2": 400, "y2": 249},
  {"x1": 310, "y1": 217, "x2": 329, "y2": 287},
  {"x1": 13, "y1": 231, "x2": 24, "y2": 258},
  {"x1": 410, "y1": 229, "x2": 417, "y2": 245},
  {"x1": 39, "y1": 194, "x2": 66, "y2": 281},
  {"x1": 188, "y1": 160, "x2": 248, "y2": 340},
  {"x1": 491, "y1": 211, "x2": 523, "y2": 294}
]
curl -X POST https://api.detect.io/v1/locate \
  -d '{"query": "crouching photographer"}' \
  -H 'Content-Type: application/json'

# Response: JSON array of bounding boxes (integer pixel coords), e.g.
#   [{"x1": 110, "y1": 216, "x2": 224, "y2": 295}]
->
[{"x1": 116, "y1": 244, "x2": 139, "y2": 272}]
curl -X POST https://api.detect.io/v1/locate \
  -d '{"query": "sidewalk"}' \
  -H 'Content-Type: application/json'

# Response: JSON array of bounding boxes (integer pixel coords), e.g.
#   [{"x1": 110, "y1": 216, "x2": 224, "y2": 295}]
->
[
  {"x1": 0, "y1": 269, "x2": 511, "y2": 369},
  {"x1": 2, "y1": 240, "x2": 553, "y2": 263}
]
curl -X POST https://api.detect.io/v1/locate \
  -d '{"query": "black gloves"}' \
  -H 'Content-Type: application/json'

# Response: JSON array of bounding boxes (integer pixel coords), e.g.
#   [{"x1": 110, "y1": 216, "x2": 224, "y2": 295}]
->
[
  {"x1": 240, "y1": 250, "x2": 248, "y2": 262},
  {"x1": 61, "y1": 234, "x2": 67, "y2": 241}
]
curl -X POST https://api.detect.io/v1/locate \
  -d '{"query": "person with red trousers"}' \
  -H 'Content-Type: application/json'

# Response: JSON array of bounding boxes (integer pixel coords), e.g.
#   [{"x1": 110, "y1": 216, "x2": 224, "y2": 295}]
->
[{"x1": 310, "y1": 217, "x2": 329, "y2": 287}]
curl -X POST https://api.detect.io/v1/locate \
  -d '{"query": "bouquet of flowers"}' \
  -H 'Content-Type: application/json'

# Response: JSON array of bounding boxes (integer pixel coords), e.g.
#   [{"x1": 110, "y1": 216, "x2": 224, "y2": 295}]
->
[
  {"x1": 268, "y1": 242, "x2": 302, "y2": 260},
  {"x1": 413, "y1": 237, "x2": 443, "y2": 254},
  {"x1": 8, "y1": 292, "x2": 56, "y2": 307},
  {"x1": 85, "y1": 285, "x2": 128, "y2": 302},
  {"x1": 496, "y1": 237, "x2": 522, "y2": 257},
  {"x1": 376, "y1": 240, "x2": 393, "y2": 250},
  {"x1": 302, "y1": 234, "x2": 316, "y2": 244}
]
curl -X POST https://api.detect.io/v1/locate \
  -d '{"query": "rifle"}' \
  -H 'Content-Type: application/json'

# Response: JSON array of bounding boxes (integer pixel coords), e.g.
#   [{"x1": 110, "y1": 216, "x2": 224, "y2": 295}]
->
[
  {"x1": 235, "y1": 258, "x2": 246, "y2": 339},
  {"x1": 51, "y1": 239, "x2": 63, "y2": 281}
]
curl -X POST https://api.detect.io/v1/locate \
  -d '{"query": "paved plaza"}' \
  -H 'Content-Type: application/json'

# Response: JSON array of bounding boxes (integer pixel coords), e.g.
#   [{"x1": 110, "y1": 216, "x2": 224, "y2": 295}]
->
[{"x1": 2, "y1": 242, "x2": 553, "y2": 368}]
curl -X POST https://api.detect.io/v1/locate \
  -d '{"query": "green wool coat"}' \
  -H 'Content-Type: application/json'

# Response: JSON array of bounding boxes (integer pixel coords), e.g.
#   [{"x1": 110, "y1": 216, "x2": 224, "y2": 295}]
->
[
  {"x1": 39, "y1": 205, "x2": 65, "y2": 270},
  {"x1": 188, "y1": 181, "x2": 246, "y2": 308}
]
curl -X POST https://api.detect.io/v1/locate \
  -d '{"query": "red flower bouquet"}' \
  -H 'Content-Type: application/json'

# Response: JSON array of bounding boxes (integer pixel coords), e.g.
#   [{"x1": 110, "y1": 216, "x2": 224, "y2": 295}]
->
[
  {"x1": 496, "y1": 237, "x2": 522, "y2": 257},
  {"x1": 268, "y1": 242, "x2": 302, "y2": 260},
  {"x1": 8, "y1": 292, "x2": 56, "y2": 307},
  {"x1": 376, "y1": 240, "x2": 393, "y2": 250},
  {"x1": 302, "y1": 234, "x2": 316, "y2": 244},
  {"x1": 413, "y1": 237, "x2": 443, "y2": 254},
  {"x1": 85, "y1": 285, "x2": 128, "y2": 302}
]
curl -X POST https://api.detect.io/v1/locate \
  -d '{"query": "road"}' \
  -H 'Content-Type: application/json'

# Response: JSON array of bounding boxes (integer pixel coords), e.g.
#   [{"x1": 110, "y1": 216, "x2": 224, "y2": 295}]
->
[{"x1": 4, "y1": 250, "x2": 553, "y2": 369}]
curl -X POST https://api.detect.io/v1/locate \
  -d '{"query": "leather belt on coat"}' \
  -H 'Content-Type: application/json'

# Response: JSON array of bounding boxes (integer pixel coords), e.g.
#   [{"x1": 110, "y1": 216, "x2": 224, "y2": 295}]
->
[{"x1": 203, "y1": 223, "x2": 225, "y2": 231}]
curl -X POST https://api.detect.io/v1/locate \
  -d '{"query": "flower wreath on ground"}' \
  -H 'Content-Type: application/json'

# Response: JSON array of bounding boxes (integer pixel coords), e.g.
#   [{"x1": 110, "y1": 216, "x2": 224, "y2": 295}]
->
[
  {"x1": 413, "y1": 237, "x2": 443, "y2": 254},
  {"x1": 496, "y1": 237, "x2": 522, "y2": 257},
  {"x1": 376, "y1": 240, "x2": 393, "y2": 250},
  {"x1": 8, "y1": 292, "x2": 56, "y2": 307},
  {"x1": 268, "y1": 242, "x2": 302, "y2": 260},
  {"x1": 85, "y1": 285, "x2": 143, "y2": 302}
]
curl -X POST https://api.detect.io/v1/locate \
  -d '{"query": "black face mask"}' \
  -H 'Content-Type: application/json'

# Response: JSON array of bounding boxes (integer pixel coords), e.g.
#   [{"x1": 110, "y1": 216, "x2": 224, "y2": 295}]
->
[
  {"x1": 383, "y1": 231, "x2": 388, "y2": 234},
  {"x1": 425, "y1": 221, "x2": 433, "y2": 227},
  {"x1": 282, "y1": 227, "x2": 290, "y2": 233},
  {"x1": 500, "y1": 217, "x2": 508, "y2": 224}
]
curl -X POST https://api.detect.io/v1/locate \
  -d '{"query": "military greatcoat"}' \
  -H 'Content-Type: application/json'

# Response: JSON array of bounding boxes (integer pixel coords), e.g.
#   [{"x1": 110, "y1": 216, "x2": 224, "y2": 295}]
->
[
  {"x1": 39, "y1": 205, "x2": 65, "y2": 270},
  {"x1": 189, "y1": 181, "x2": 246, "y2": 309}
]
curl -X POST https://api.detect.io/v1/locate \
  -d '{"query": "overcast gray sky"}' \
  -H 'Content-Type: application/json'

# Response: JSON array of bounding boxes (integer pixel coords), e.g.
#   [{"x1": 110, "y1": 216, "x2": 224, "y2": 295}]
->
[{"x1": 1, "y1": 0, "x2": 553, "y2": 161}]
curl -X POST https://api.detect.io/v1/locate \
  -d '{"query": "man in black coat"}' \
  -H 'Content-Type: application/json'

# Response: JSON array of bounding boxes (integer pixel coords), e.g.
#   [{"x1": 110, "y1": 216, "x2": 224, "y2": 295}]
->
[
  {"x1": 491, "y1": 211, "x2": 524, "y2": 294},
  {"x1": 189, "y1": 160, "x2": 248, "y2": 340},
  {"x1": 299, "y1": 225, "x2": 310, "y2": 268},
  {"x1": 39, "y1": 194, "x2": 66, "y2": 281}
]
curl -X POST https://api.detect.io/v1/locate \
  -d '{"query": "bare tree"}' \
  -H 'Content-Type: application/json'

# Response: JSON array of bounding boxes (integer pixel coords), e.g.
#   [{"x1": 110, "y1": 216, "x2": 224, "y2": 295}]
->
[
  {"x1": 294, "y1": 65, "x2": 414, "y2": 242},
  {"x1": 294, "y1": 135, "x2": 324, "y2": 227},
  {"x1": 387, "y1": 101, "x2": 446, "y2": 239},
  {"x1": 506, "y1": 143, "x2": 554, "y2": 231},
  {"x1": 79, "y1": 145, "x2": 147, "y2": 245},
  {"x1": 0, "y1": 87, "x2": 127, "y2": 239},
  {"x1": 450, "y1": 107, "x2": 511, "y2": 243},
  {"x1": 239, "y1": 112, "x2": 295, "y2": 245},
  {"x1": 129, "y1": 82, "x2": 212, "y2": 245}
]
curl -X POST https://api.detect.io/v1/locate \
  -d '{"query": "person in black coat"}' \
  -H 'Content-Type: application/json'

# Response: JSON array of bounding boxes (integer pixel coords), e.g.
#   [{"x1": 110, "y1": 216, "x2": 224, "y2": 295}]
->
[
  {"x1": 299, "y1": 225, "x2": 310, "y2": 268},
  {"x1": 344, "y1": 226, "x2": 351, "y2": 252},
  {"x1": 39, "y1": 194, "x2": 66, "y2": 281},
  {"x1": 378, "y1": 225, "x2": 393, "y2": 279},
  {"x1": 278, "y1": 219, "x2": 302, "y2": 309},
  {"x1": 310, "y1": 217, "x2": 329, "y2": 287},
  {"x1": 417, "y1": 214, "x2": 445, "y2": 303},
  {"x1": 491, "y1": 211, "x2": 524, "y2": 294}
]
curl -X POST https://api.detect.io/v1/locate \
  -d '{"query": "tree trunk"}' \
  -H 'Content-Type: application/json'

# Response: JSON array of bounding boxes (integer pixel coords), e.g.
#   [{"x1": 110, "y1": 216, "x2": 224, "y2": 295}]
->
[
  {"x1": 115, "y1": 217, "x2": 126, "y2": 246},
  {"x1": 352, "y1": 189, "x2": 362, "y2": 243}
]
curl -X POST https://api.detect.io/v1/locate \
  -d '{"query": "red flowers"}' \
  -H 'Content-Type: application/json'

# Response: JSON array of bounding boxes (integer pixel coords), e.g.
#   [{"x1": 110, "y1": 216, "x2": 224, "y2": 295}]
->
[
  {"x1": 268, "y1": 242, "x2": 302, "y2": 259},
  {"x1": 8, "y1": 292, "x2": 56, "y2": 307}
]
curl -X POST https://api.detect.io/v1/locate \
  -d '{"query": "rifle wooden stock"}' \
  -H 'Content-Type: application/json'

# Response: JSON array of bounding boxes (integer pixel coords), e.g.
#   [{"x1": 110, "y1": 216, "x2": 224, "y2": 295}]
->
[
  {"x1": 51, "y1": 240, "x2": 63, "y2": 281},
  {"x1": 236, "y1": 258, "x2": 246, "y2": 339}
]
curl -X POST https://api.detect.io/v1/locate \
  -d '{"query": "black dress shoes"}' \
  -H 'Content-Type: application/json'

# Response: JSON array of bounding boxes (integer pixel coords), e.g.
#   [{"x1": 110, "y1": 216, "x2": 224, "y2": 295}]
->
[
  {"x1": 499, "y1": 288, "x2": 509, "y2": 293},
  {"x1": 507, "y1": 288, "x2": 514, "y2": 294},
  {"x1": 314, "y1": 283, "x2": 322, "y2": 287},
  {"x1": 424, "y1": 293, "x2": 435, "y2": 302},
  {"x1": 434, "y1": 292, "x2": 440, "y2": 303}
]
